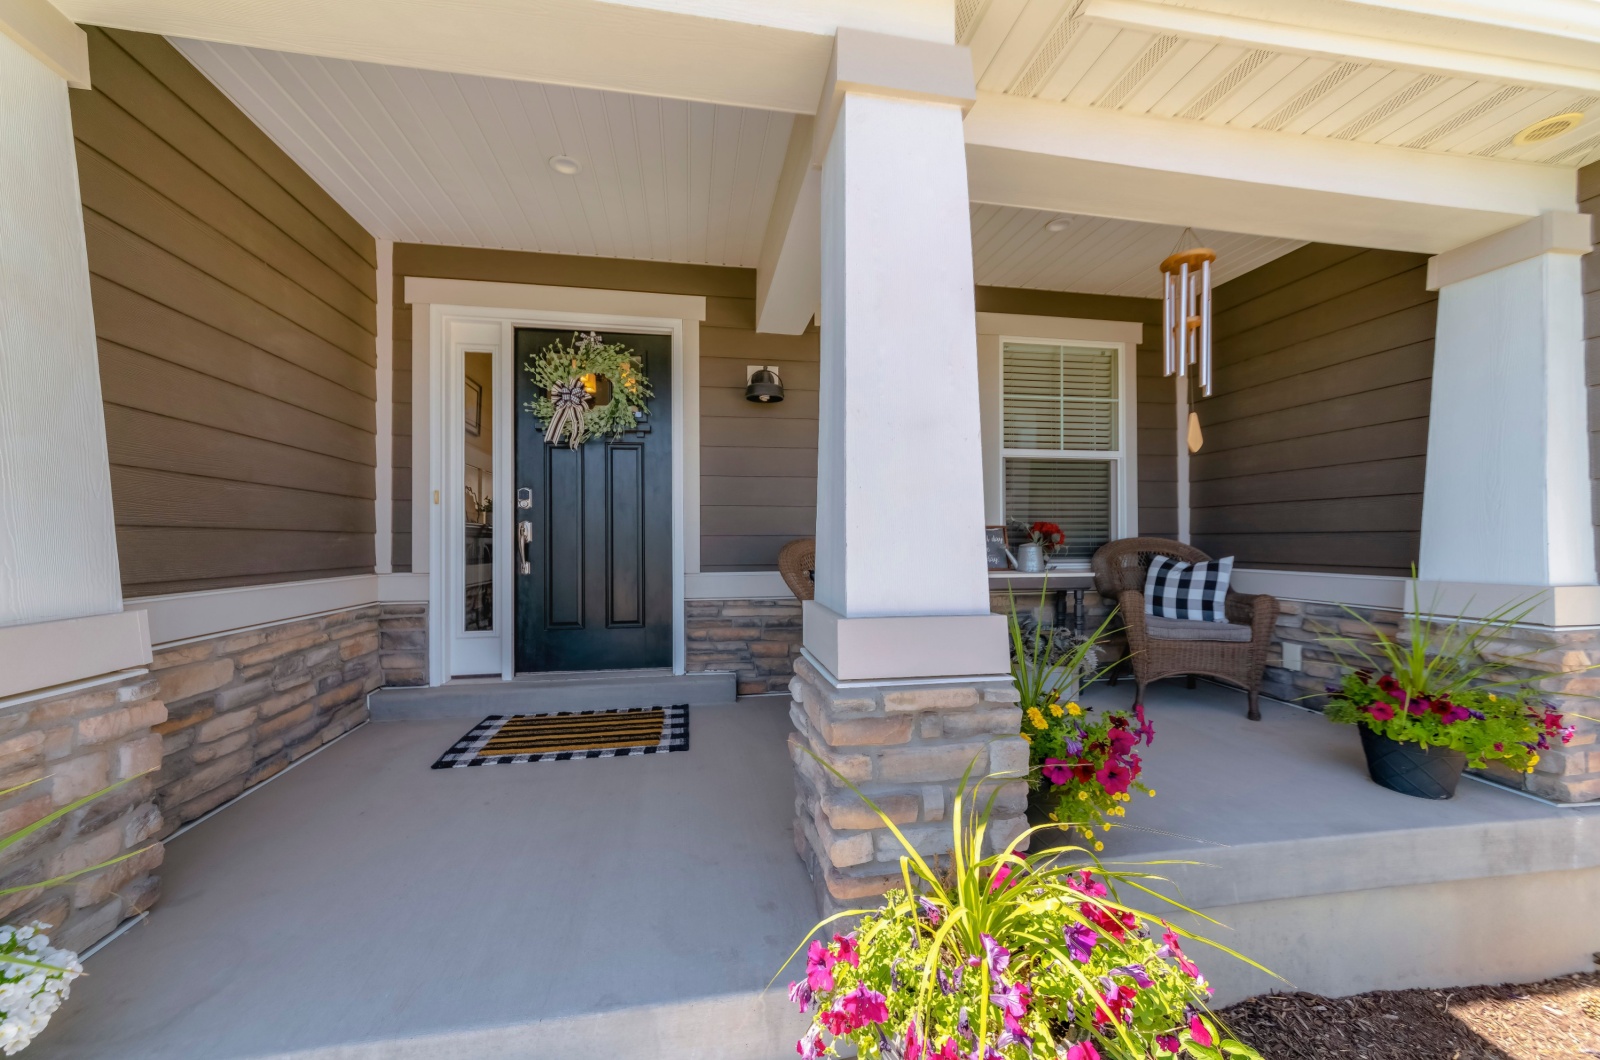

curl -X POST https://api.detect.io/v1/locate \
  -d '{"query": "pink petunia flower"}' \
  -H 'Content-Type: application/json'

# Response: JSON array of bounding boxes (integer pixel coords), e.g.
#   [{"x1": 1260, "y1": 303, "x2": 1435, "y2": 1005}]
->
[
  {"x1": 787, "y1": 980, "x2": 812, "y2": 1013},
  {"x1": 1162, "y1": 931, "x2": 1202, "y2": 979},
  {"x1": 836, "y1": 983, "x2": 888, "y2": 1028},
  {"x1": 1365, "y1": 701, "x2": 1396, "y2": 722},
  {"x1": 1067, "y1": 870, "x2": 1108, "y2": 898},
  {"x1": 1108, "y1": 727, "x2": 1139, "y2": 757},
  {"x1": 1065, "y1": 1041, "x2": 1101, "y2": 1060},
  {"x1": 1041, "y1": 758, "x2": 1074, "y2": 786},
  {"x1": 988, "y1": 864, "x2": 1013, "y2": 892},
  {"x1": 832, "y1": 933, "x2": 860, "y2": 968},
  {"x1": 1156, "y1": 1034, "x2": 1182, "y2": 1053},
  {"x1": 990, "y1": 980, "x2": 1031, "y2": 1018},
  {"x1": 805, "y1": 940, "x2": 835, "y2": 992},
  {"x1": 1190, "y1": 1015, "x2": 1214, "y2": 1046},
  {"x1": 980, "y1": 934, "x2": 1010, "y2": 978},
  {"x1": 1096, "y1": 759, "x2": 1134, "y2": 795},
  {"x1": 904, "y1": 1018, "x2": 928, "y2": 1060},
  {"x1": 796, "y1": 1026, "x2": 826, "y2": 1059}
]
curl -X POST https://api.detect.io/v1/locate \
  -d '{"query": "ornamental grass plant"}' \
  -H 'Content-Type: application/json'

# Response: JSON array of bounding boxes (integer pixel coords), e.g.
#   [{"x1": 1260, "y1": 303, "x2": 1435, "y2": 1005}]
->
[
  {"x1": 780, "y1": 758, "x2": 1269, "y2": 1060},
  {"x1": 1319, "y1": 586, "x2": 1581, "y2": 772}
]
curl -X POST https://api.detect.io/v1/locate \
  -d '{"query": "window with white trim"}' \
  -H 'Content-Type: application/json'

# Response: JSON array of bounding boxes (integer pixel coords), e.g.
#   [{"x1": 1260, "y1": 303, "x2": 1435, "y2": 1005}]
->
[{"x1": 1001, "y1": 340, "x2": 1125, "y2": 564}]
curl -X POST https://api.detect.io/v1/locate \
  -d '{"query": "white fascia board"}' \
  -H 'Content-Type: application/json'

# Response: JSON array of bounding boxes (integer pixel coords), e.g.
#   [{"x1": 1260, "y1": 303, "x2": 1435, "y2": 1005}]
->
[
  {"x1": 963, "y1": 93, "x2": 1576, "y2": 254},
  {"x1": 589, "y1": 0, "x2": 954, "y2": 43},
  {"x1": 63, "y1": 0, "x2": 832, "y2": 112},
  {"x1": 0, "y1": 0, "x2": 89, "y2": 86},
  {"x1": 1083, "y1": 0, "x2": 1600, "y2": 92},
  {"x1": 756, "y1": 117, "x2": 821, "y2": 335}
]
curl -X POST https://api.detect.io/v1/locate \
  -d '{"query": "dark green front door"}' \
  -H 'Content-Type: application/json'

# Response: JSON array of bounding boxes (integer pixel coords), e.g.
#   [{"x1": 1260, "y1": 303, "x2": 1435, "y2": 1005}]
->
[{"x1": 513, "y1": 328, "x2": 672, "y2": 673}]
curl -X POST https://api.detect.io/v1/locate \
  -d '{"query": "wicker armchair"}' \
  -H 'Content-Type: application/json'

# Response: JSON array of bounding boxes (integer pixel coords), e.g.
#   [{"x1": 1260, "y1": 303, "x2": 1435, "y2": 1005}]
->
[
  {"x1": 778, "y1": 537, "x2": 815, "y2": 601},
  {"x1": 1091, "y1": 537, "x2": 1278, "y2": 720}
]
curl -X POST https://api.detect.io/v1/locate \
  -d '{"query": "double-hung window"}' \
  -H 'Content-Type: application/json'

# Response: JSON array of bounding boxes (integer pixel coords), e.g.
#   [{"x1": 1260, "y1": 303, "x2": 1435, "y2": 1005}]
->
[{"x1": 1000, "y1": 339, "x2": 1127, "y2": 564}]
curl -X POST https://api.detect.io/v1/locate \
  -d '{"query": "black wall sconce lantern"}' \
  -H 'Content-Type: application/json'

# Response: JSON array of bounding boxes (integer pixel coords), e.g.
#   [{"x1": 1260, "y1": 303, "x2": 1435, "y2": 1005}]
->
[{"x1": 745, "y1": 365, "x2": 785, "y2": 403}]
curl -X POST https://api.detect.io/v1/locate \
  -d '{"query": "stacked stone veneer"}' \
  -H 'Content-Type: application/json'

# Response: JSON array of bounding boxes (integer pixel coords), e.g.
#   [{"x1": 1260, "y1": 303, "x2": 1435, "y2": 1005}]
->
[
  {"x1": 149, "y1": 604, "x2": 436, "y2": 832},
  {"x1": 788, "y1": 656, "x2": 1028, "y2": 914},
  {"x1": 1264, "y1": 599, "x2": 1600, "y2": 803},
  {"x1": 0, "y1": 675, "x2": 165, "y2": 954},
  {"x1": 686, "y1": 598, "x2": 802, "y2": 694}
]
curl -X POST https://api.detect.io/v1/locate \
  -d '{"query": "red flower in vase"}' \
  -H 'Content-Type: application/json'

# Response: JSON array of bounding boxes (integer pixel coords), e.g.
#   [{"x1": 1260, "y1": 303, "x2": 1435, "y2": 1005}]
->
[{"x1": 1030, "y1": 522, "x2": 1065, "y2": 548}]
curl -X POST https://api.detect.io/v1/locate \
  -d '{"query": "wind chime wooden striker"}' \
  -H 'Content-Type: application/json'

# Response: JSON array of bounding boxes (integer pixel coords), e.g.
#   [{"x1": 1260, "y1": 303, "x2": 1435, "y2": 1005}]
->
[{"x1": 1161, "y1": 238, "x2": 1217, "y2": 397}]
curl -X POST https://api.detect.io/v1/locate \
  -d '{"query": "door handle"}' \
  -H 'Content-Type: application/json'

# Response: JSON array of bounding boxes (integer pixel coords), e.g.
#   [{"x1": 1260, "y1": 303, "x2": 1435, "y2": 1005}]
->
[{"x1": 517, "y1": 521, "x2": 533, "y2": 575}]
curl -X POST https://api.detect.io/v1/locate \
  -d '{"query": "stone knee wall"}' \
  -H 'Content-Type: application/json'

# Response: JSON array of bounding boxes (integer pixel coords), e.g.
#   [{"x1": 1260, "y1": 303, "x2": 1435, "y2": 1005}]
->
[
  {"x1": 150, "y1": 605, "x2": 384, "y2": 834},
  {"x1": 0, "y1": 675, "x2": 165, "y2": 954},
  {"x1": 787, "y1": 657, "x2": 1027, "y2": 915},
  {"x1": 379, "y1": 603, "x2": 428, "y2": 686},
  {"x1": 685, "y1": 598, "x2": 802, "y2": 695},
  {"x1": 1264, "y1": 599, "x2": 1600, "y2": 804}
]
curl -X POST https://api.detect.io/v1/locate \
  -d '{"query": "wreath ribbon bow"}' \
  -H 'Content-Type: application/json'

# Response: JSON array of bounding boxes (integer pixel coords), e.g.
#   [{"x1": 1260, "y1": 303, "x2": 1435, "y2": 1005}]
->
[{"x1": 544, "y1": 379, "x2": 589, "y2": 448}]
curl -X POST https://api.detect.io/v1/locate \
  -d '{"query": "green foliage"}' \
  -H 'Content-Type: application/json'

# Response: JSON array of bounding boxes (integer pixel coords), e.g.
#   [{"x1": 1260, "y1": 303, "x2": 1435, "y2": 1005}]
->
[
  {"x1": 1024, "y1": 699, "x2": 1154, "y2": 851},
  {"x1": 1006, "y1": 585, "x2": 1115, "y2": 713},
  {"x1": 780, "y1": 759, "x2": 1271, "y2": 1060},
  {"x1": 1319, "y1": 583, "x2": 1583, "y2": 770},
  {"x1": 523, "y1": 331, "x2": 652, "y2": 444}
]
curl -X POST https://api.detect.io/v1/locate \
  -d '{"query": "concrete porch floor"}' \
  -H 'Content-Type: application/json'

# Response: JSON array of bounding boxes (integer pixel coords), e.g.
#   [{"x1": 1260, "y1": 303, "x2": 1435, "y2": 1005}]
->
[{"x1": 27, "y1": 681, "x2": 1600, "y2": 1058}]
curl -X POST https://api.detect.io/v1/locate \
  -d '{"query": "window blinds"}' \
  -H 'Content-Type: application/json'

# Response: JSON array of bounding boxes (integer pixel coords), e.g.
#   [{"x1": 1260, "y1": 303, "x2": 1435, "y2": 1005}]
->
[
  {"x1": 1001, "y1": 343, "x2": 1118, "y2": 451},
  {"x1": 1004, "y1": 459, "x2": 1112, "y2": 555}
]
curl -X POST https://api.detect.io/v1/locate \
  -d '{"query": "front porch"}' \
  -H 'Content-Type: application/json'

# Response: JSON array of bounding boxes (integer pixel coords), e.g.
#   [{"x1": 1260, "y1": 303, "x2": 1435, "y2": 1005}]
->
[{"x1": 33, "y1": 681, "x2": 1598, "y2": 1060}]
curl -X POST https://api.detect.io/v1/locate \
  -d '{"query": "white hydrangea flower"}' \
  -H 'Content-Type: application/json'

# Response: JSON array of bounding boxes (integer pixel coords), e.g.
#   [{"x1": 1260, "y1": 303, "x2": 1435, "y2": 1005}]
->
[{"x1": 0, "y1": 923, "x2": 80, "y2": 1054}]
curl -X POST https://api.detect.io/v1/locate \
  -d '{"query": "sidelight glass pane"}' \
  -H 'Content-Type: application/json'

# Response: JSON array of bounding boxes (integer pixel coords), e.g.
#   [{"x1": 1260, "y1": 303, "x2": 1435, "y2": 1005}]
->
[
  {"x1": 1004, "y1": 458, "x2": 1112, "y2": 559},
  {"x1": 464, "y1": 352, "x2": 494, "y2": 632}
]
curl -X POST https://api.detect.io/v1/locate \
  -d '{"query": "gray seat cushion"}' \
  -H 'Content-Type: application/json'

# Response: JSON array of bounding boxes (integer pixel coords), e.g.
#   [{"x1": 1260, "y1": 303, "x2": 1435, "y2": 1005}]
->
[{"x1": 1144, "y1": 613, "x2": 1253, "y2": 643}]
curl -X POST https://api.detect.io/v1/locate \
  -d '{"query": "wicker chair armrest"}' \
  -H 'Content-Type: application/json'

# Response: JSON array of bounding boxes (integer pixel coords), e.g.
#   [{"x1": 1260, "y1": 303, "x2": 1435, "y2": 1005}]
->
[
  {"x1": 1116, "y1": 590, "x2": 1149, "y2": 646},
  {"x1": 1226, "y1": 591, "x2": 1279, "y2": 644}
]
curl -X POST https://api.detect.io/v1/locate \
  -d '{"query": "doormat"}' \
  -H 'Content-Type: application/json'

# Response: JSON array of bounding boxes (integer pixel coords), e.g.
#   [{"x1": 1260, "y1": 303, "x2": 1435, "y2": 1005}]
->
[{"x1": 430, "y1": 704, "x2": 689, "y2": 768}]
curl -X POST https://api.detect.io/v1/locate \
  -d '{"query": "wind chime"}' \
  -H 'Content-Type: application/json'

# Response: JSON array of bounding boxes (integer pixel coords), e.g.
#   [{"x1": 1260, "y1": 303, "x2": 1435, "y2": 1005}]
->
[{"x1": 1161, "y1": 232, "x2": 1216, "y2": 454}]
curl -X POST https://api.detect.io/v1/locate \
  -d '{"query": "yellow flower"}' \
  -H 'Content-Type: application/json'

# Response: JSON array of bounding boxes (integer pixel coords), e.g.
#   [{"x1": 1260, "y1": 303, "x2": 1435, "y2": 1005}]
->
[
  {"x1": 1094, "y1": 841, "x2": 1105, "y2": 851},
  {"x1": 1148, "y1": 789, "x2": 1157, "y2": 797},
  {"x1": 1077, "y1": 790, "x2": 1089, "y2": 801},
  {"x1": 1048, "y1": 702, "x2": 1064, "y2": 718},
  {"x1": 1020, "y1": 732, "x2": 1032, "y2": 743},
  {"x1": 1048, "y1": 812, "x2": 1059, "y2": 822},
  {"x1": 1027, "y1": 707, "x2": 1048, "y2": 730},
  {"x1": 1488, "y1": 693, "x2": 1498, "y2": 701},
  {"x1": 1113, "y1": 806, "x2": 1126, "y2": 817},
  {"x1": 1066, "y1": 702, "x2": 1083, "y2": 717}
]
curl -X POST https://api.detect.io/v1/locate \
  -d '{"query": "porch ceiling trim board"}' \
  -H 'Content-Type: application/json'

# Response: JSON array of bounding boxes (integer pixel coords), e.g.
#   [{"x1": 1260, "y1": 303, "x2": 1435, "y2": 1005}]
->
[
  {"x1": 0, "y1": 0, "x2": 89, "y2": 87},
  {"x1": 62, "y1": 0, "x2": 875, "y2": 112}
]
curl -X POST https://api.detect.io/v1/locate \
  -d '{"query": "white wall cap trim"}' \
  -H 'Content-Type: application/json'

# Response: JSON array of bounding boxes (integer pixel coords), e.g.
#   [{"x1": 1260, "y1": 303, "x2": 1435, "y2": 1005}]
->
[
  {"x1": 127, "y1": 575, "x2": 380, "y2": 647},
  {"x1": 1230, "y1": 568, "x2": 1406, "y2": 611},
  {"x1": 0, "y1": 610, "x2": 150, "y2": 699},
  {"x1": 378, "y1": 572, "x2": 429, "y2": 603},
  {"x1": 975, "y1": 312, "x2": 1143, "y2": 346},
  {"x1": 814, "y1": 28, "x2": 975, "y2": 165},
  {"x1": 803, "y1": 599, "x2": 1010, "y2": 681},
  {"x1": 1426, "y1": 212, "x2": 1595, "y2": 290},
  {"x1": 0, "y1": 0, "x2": 88, "y2": 87},
  {"x1": 686, "y1": 571, "x2": 795, "y2": 600},
  {"x1": 403, "y1": 278, "x2": 706, "y2": 323}
]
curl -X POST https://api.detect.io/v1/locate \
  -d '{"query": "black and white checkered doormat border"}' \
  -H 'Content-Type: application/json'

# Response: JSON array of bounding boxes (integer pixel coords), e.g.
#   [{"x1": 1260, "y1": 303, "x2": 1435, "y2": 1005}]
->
[{"x1": 431, "y1": 704, "x2": 690, "y2": 768}]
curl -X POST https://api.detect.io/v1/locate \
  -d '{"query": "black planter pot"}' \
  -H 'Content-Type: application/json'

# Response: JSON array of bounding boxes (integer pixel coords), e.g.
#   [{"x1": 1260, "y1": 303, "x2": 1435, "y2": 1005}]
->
[{"x1": 1358, "y1": 725, "x2": 1467, "y2": 799}]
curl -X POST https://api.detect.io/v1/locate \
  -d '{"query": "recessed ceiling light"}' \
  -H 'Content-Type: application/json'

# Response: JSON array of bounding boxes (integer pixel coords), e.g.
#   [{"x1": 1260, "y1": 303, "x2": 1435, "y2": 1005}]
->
[
  {"x1": 1512, "y1": 112, "x2": 1585, "y2": 146},
  {"x1": 1045, "y1": 216, "x2": 1072, "y2": 233},
  {"x1": 548, "y1": 154, "x2": 582, "y2": 175}
]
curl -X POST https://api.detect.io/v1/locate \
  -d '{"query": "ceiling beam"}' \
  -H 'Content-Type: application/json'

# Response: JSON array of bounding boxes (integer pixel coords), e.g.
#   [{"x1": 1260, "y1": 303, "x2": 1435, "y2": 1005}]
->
[
  {"x1": 963, "y1": 92, "x2": 1577, "y2": 254},
  {"x1": 756, "y1": 116, "x2": 820, "y2": 335}
]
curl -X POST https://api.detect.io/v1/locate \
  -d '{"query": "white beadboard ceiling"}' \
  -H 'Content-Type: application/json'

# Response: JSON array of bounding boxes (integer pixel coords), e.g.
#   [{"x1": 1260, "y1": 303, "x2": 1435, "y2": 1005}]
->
[
  {"x1": 175, "y1": 38, "x2": 1303, "y2": 295},
  {"x1": 173, "y1": 39, "x2": 795, "y2": 267},
  {"x1": 971, "y1": 205, "x2": 1303, "y2": 297},
  {"x1": 961, "y1": 0, "x2": 1600, "y2": 169}
]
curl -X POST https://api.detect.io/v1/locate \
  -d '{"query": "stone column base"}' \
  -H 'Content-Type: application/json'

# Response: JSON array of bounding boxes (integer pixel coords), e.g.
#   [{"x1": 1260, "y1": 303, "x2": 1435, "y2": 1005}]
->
[{"x1": 787, "y1": 655, "x2": 1028, "y2": 916}]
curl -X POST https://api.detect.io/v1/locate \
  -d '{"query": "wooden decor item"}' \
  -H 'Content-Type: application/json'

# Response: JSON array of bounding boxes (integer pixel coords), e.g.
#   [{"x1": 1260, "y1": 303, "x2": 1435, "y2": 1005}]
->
[{"x1": 1161, "y1": 239, "x2": 1217, "y2": 397}]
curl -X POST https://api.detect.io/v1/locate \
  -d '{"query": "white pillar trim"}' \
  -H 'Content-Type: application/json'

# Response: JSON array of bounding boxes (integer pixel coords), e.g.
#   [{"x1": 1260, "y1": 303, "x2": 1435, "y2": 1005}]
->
[
  {"x1": 0, "y1": 0, "x2": 89, "y2": 87},
  {"x1": 1426, "y1": 211, "x2": 1594, "y2": 290},
  {"x1": 812, "y1": 27, "x2": 975, "y2": 166},
  {"x1": 373, "y1": 238, "x2": 393, "y2": 575}
]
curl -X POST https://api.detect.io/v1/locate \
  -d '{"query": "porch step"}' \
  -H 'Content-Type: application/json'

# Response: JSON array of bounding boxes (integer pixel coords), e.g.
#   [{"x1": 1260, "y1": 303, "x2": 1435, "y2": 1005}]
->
[{"x1": 368, "y1": 669, "x2": 739, "y2": 720}]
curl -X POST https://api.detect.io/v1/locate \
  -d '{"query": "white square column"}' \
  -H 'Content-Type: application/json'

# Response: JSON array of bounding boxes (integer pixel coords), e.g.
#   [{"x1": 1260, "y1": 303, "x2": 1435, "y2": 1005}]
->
[
  {"x1": 803, "y1": 29, "x2": 1008, "y2": 683},
  {"x1": 1420, "y1": 212, "x2": 1597, "y2": 601}
]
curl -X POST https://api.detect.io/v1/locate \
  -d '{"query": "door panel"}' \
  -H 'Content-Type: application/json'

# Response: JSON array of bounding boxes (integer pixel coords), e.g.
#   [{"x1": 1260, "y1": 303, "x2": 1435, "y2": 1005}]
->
[{"x1": 515, "y1": 328, "x2": 671, "y2": 672}]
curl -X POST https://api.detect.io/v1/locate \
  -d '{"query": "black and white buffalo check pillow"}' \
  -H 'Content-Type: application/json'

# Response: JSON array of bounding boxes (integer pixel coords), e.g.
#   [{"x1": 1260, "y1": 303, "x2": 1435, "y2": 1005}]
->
[{"x1": 1143, "y1": 554, "x2": 1234, "y2": 622}]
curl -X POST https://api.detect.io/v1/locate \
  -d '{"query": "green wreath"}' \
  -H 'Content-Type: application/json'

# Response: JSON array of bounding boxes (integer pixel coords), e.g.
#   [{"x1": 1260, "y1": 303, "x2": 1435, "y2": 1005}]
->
[{"x1": 523, "y1": 331, "x2": 652, "y2": 448}]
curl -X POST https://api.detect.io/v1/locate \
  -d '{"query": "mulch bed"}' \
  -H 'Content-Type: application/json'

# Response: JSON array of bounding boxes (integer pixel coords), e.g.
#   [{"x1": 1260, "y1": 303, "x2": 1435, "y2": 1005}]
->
[{"x1": 1218, "y1": 970, "x2": 1600, "y2": 1060}]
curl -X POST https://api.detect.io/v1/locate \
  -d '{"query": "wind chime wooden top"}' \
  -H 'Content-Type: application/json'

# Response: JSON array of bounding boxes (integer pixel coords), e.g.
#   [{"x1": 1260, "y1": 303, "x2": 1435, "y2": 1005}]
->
[{"x1": 1161, "y1": 243, "x2": 1217, "y2": 397}]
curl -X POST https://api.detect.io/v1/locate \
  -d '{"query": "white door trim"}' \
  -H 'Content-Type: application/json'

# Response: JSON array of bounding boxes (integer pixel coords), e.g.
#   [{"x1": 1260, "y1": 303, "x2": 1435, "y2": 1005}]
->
[{"x1": 408, "y1": 279, "x2": 704, "y2": 684}]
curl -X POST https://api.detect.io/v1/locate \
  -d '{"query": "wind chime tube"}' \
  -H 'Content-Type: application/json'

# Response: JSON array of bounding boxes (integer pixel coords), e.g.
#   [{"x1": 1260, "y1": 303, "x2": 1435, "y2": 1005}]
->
[
  {"x1": 1200, "y1": 258, "x2": 1213, "y2": 396},
  {"x1": 1162, "y1": 270, "x2": 1173, "y2": 376},
  {"x1": 1176, "y1": 262, "x2": 1189, "y2": 377}
]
